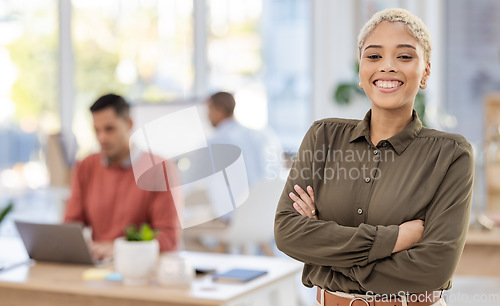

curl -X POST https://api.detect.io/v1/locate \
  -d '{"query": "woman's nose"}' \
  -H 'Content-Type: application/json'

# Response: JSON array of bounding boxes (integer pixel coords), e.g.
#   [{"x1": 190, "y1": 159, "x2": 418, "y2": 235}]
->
[{"x1": 380, "y1": 59, "x2": 397, "y2": 72}]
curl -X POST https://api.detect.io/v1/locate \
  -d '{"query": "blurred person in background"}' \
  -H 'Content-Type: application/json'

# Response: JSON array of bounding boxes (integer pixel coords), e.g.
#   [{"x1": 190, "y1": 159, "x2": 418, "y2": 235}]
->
[
  {"x1": 206, "y1": 91, "x2": 282, "y2": 218},
  {"x1": 182, "y1": 91, "x2": 283, "y2": 253},
  {"x1": 64, "y1": 94, "x2": 179, "y2": 260}
]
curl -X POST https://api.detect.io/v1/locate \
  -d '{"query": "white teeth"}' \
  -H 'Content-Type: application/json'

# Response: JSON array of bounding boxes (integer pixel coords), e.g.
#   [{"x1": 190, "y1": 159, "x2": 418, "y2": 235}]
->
[{"x1": 375, "y1": 80, "x2": 402, "y2": 89}]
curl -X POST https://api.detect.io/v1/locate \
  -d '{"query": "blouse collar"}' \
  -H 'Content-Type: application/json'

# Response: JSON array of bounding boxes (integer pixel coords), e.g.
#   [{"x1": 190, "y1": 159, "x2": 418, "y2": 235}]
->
[{"x1": 349, "y1": 109, "x2": 423, "y2": 155}]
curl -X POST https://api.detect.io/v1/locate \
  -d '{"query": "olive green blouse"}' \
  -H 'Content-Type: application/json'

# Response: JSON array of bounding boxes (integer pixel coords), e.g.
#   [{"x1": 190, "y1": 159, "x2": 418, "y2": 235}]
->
[{"x1": 274, "y1": 110, "x2": 474, "y2": 294}]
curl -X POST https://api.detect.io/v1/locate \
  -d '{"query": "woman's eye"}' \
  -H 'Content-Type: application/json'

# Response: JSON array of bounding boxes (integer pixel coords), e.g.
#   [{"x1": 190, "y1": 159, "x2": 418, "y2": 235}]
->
[
  {"x1": 367, "y1": 54, "x2": 381, "y2": 59},
  {"x1": 398, "y1": 55, "x2": 413, "y2": 60}
]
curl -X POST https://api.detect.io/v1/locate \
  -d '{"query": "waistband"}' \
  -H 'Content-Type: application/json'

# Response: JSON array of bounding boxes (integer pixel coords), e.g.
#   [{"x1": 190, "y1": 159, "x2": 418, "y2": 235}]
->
[{"x1": 316, "y1": 287, "x2": 442, "y2": 306}]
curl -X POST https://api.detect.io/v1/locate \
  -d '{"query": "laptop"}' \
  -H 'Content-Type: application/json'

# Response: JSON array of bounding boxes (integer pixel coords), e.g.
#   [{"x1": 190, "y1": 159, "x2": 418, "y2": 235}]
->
[{"x1": 14, "y1": 220, "x2": 99, "y2": 265}]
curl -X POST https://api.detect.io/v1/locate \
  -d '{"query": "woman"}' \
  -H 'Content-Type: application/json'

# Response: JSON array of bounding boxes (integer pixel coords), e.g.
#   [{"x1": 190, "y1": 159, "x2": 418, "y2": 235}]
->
[{"x1": 274, "y1": 8, "x2": 473, "y2": 306}]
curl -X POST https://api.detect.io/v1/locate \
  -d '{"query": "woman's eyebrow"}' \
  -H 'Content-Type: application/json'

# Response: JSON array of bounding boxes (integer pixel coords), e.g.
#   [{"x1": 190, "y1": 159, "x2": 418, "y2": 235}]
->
[
  {"x1": 397, "y1": 44, "x2": 416, "y2": 50},
  {"x1": 364, "y1": 44, "x2": 416, "y2": 51},
  {"x1": 364, "y1": 44, "x2": 382, "y2": 51}
]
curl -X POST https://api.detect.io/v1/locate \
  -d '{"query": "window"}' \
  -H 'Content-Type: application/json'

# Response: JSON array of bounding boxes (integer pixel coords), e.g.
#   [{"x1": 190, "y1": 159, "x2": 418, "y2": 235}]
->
[
  {"x1": 0, "y1": 0, "x2": 312, "y2": 185},
  {"x1": 206, "y1": 0, "x2": 311, "y2": 151},
  {"x1": 0, "y1": 0, "x2": 57, "y2": 190},
  {"x1": 72, "y1": 0, "x2": 195, "y2": 156},
  {"x1": 71, "y1": 0, "x2": 311, "y2": 156}
]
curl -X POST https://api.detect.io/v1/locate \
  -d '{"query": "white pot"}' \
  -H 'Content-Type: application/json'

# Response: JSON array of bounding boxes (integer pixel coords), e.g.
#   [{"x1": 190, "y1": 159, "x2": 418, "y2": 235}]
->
[{"x1": 114, "y1": 237, "x2": 159, "y2": 286}]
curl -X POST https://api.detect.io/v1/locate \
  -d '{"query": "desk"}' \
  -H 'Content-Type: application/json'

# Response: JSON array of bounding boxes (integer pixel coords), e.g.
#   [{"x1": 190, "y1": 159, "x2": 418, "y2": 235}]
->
[
  {"x1": 454, "y1": 227, "x2": 500, "y2": 277},
  {"x1": 0, "y1": 238, "x2": 302, "y2": 306}
]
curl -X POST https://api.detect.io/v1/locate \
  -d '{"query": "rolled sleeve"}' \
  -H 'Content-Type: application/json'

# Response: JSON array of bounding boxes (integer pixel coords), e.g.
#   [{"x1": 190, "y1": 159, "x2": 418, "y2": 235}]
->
[{"x1": 367, "y1": 225, "x2": 399, "y2": 263}]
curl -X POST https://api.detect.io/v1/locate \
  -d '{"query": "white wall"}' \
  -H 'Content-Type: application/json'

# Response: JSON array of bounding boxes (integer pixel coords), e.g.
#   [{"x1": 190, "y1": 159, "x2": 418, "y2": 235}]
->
[{"x1": 311, "y1": 0, "x2": 362, "y2": 122}]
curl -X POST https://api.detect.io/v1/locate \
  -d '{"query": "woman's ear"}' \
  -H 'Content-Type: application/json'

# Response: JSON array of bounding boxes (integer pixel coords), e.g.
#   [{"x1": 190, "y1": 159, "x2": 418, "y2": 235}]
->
[{"x1": 421, "y1": 62, "x2": 431, "y2": 84}]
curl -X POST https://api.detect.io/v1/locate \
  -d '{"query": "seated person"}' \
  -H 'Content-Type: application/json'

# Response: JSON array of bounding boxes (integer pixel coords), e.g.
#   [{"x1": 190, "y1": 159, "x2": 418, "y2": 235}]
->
[
  {"x1": 207, "y1": 91, "x2": 282, "y2": 186},
  {"x1": 206, "y1": 91, "x2": 282, "y2": 219},
  {"x1": 64, "y1": 94, "x2": 180, "y2": 260}
]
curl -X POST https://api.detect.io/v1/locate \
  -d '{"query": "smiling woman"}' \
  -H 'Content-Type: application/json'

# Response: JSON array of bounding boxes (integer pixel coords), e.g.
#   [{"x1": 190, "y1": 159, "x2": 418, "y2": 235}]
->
[
  {"x1": 274, "y1": 8, "x2": 473, "y2": 306},
  {"x1": 358, "y1": 21, "x2": 430, "y2": 133}
]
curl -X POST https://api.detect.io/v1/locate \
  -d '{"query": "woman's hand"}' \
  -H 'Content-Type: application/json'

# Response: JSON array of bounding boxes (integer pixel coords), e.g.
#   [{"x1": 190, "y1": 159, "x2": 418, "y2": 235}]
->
[
  {"x1": 289, "y1": 184, "x2": 318, "y2": 220},
  {"x1": 392, "y1": 219, "x2": 424, "y2": 253},
  {"x1": 289, "y1": 184, "x2": 424, "y2": 251}
]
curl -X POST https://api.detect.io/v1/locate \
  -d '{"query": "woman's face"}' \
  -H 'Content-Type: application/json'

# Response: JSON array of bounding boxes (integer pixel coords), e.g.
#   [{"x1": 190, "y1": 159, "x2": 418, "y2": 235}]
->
[{"x1": 359, "y1": 21, "x2": 430, "y2": 113}]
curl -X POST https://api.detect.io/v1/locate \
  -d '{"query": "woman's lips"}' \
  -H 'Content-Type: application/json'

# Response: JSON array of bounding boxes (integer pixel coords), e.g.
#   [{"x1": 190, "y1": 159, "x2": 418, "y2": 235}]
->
[{"x1": 373, "y1": 80, "x2": 403, "y2": 93}]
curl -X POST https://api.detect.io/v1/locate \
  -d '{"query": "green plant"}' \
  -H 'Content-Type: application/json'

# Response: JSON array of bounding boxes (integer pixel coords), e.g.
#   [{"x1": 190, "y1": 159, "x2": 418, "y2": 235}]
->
[
  {"x1": 333, "y1": 61, "x2": 427, "y2": 126},
  {"x1": 413, "y1": 90, "x2": 426, "y2": 126},
  {"x1": 124, "y1": 223, "x2": 158, "y2": 241},
  {"x1": 333, "y1": 62, "x2": 365, "y2": 105},
  {"x1": 0, "y1": 202, "x2": 14, "y2": 225}
]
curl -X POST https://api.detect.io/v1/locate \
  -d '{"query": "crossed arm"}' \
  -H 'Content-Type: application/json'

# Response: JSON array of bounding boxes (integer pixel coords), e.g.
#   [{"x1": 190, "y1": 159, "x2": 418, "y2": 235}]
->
[
  {"x1": 289, "y1": 184, "x2": 424, "y2": 255},
  {"x1": 274, "y1": 127, "x2": 474, "y2": 293}
]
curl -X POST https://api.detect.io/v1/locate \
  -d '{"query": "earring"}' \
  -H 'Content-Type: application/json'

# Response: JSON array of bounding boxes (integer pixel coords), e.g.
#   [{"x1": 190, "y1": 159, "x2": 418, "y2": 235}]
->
[
  {"x1": 419, "y1": 80, "x2": 427, "y2": 90},
  {"x1": 359, "y1": 82, "x2": 363, "y2": 89}
]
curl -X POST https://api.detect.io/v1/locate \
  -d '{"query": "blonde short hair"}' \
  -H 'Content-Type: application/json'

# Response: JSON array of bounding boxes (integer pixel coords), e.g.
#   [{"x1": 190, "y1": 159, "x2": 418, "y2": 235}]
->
[{"x1": 357, "y1": 8, "x2": 432, "y2": 64}]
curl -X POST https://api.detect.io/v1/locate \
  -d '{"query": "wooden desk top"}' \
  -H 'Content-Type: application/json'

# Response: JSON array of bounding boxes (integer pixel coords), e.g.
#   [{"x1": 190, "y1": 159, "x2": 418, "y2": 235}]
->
[
  {"x1": 0, "y1": 238, "x2": 302, "y2": 306},
  {"x1": 466, "y1": 227, "x2": 500, "y2": 246}
]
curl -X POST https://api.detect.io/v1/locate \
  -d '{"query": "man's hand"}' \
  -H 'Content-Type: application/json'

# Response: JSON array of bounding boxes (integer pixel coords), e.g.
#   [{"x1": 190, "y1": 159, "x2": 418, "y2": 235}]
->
[
  {"x1": 392, "y1": 219, "x2": 424, "y2": 253},
  {"x1": 91, "y1": 241, "x2": 114, "y2": 261}
]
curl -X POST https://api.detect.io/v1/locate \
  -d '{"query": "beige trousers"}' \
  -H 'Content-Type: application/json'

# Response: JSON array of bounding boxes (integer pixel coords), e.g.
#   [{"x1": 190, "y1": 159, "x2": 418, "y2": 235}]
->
[{"x1": 312, "y1": 290, "x2": 447, "y2": 306}]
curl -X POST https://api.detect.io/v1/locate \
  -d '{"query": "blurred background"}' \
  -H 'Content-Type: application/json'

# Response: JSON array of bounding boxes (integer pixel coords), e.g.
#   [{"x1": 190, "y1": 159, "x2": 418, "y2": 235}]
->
[{"x1": 0, "y1": 0, "x2": 500, "y2": 305}]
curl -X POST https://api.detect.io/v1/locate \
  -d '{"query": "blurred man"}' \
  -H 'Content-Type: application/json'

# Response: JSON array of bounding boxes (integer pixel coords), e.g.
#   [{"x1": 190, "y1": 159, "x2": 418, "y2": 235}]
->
[
  {"x1": 206, "y1": 91, "x2": 282, "y2": 217},
  {"x1": 64, "y1": 94, "x2": 179, "y2": 259}
]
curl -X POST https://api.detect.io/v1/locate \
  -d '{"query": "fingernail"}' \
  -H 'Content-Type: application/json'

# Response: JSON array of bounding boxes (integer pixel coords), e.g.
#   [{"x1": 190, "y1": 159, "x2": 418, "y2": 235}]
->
[
  {"x1": 289, "y1": 192, "x2": 294, "y2": 197},
  {"x1": 307, "y1": 186, "x2": 312, "y2": 190}
]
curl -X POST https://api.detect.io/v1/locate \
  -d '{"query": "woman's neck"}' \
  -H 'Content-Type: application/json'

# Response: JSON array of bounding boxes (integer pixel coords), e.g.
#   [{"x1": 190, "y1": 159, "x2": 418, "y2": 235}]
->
[{"x1": 369, "y1": 106, "x2": 413, "y2": 146}]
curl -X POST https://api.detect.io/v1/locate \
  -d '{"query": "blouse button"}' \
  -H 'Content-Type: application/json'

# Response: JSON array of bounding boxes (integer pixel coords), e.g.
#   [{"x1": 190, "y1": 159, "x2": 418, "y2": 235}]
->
[
  {"x1": 364, "y1": 177, "x2": 371, "y2": 183},
  {"x1": 357, "y1": 208, "x2": 363, "y2": 215},
  {"x1": 373, "y1": 150, "x2": 379, "y2": 155}
]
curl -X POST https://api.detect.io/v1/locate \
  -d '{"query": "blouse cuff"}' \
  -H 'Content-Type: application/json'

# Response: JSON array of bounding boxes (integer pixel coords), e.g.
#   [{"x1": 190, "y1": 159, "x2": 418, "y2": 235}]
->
[{"x1": 367, "y1": 224, "x2": 399, "y2": 263}]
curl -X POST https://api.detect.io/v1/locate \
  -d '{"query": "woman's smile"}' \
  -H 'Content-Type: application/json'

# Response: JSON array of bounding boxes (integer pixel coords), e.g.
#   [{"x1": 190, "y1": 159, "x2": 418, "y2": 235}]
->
[
  {"x1": 373, "y1": 78, "x2": 404, "y2": 93},
  {"x1": 359, "y1": 21, "x2": 430, "y2": 112}
]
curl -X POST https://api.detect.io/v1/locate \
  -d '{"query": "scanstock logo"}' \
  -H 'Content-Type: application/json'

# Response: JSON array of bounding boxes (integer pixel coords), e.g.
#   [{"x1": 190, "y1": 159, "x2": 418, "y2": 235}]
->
[{"x1": 129, "y1": 106, "x2": 249, "y2": 228}]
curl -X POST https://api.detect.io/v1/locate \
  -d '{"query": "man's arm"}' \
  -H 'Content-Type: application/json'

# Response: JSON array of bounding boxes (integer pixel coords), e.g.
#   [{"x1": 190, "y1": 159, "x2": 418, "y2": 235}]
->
[
  {"x1": 64, "y1": 161, "x2": 115, "y2": 261},
  {"x1": 149, "y1": 189, "x2": 180, "y2": 252},
  {"x1": 64, "y1": 161, "x2": 88, "y2": 224},
  {"x1": 149, "y1": 160, "x2": 182, "y2": 252}
]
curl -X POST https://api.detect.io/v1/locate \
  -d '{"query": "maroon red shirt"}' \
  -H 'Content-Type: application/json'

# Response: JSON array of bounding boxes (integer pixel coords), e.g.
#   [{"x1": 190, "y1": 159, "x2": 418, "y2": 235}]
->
[{"x1": 64, "y1": 154, "x2": 179, "y2": 251}]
